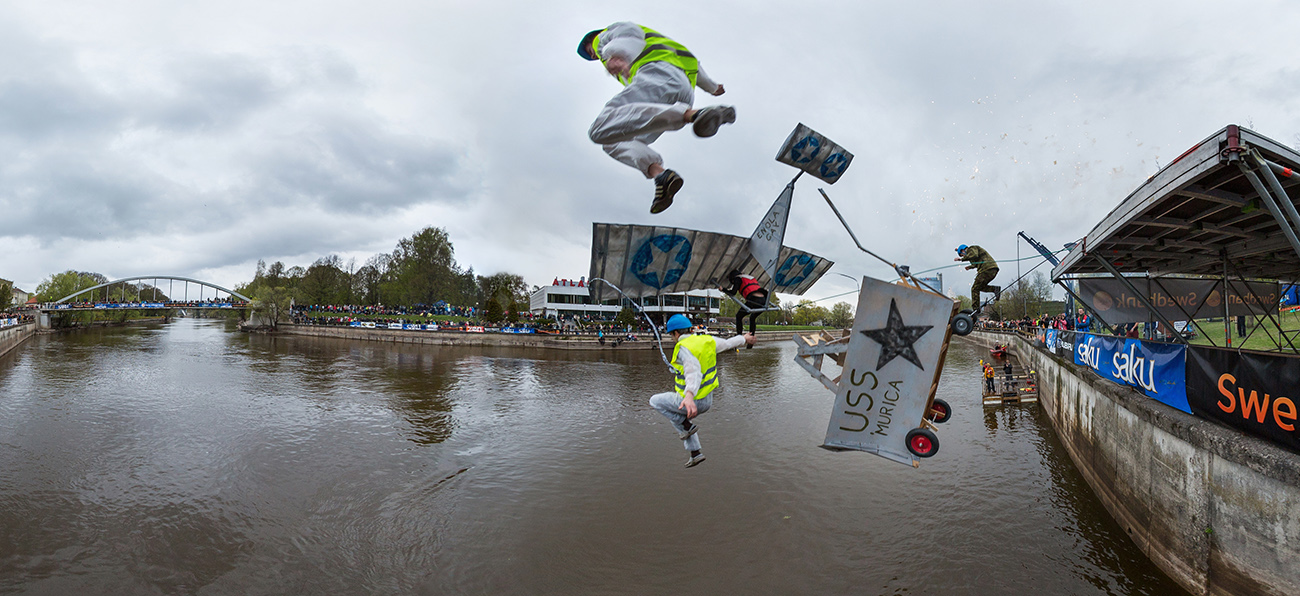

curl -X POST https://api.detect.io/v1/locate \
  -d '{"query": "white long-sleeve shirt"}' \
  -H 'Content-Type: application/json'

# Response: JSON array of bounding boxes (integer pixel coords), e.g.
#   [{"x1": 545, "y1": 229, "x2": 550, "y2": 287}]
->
[
  {"x1": 596, "y1": 22, "x2": 721, "y2": 94},
  {"x1": 675, "y1": 334, "x2": 747, "y2": 397}
]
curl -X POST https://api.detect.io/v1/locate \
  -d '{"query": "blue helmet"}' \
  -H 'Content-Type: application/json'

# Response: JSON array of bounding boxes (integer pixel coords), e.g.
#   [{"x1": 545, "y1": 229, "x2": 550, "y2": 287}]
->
[
  {"x1": 956, "y1": 244, "x2": 968, "y2": 254},
  {"x1": 665, "y1": 314, "x2": 692, "y2": 333}
]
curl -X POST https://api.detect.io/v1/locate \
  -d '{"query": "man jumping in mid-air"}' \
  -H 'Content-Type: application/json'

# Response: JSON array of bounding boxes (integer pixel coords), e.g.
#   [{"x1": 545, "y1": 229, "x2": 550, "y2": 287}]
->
[
  {"x1": 955, "y1": 244, "x2": 1000, "y2": 312},
  {"x1": 578, "y1": 22, "x2": 735, "y2": 214},
  {"x1": 649, "y1": 314, "x2": 753, "y2": 468}
]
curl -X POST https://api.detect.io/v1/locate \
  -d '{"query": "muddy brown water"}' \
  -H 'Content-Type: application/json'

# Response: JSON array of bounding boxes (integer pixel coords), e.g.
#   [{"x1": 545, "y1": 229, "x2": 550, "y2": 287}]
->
[{"x1": 0, "y1": 319, "x2": 1186, "y2": 595}]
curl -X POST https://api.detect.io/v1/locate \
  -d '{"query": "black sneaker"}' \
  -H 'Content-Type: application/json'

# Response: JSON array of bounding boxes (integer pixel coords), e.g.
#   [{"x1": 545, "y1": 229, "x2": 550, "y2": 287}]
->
[
  {"x1": 684, "y1": 454, "x2": 706, "y2": 468},
  {"x1": 677, "y1": 424, "x2": 698, "y2": 440},
  {"x1": 691, "y1": 105, "x2": 736, "y2": 138},
  {"x1": 993, "y1": 288, "x2": 1002, "y2": 303},
  {"x1": 651, "y1": 169, "x2": 683, "y2": 214}
]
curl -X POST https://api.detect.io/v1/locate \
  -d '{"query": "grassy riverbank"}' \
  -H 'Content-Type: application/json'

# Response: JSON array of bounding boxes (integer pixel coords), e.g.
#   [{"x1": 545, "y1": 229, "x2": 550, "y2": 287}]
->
[{"x1": 1187, "y1": 308, "x2": 1300, "y2": 351}]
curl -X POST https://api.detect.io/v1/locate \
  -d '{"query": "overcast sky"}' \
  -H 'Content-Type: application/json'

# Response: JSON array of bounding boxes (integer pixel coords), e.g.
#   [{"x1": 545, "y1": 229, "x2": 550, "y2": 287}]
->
[{"x1": 2, "y1": 0, "x2": 1298, "y2": 304}]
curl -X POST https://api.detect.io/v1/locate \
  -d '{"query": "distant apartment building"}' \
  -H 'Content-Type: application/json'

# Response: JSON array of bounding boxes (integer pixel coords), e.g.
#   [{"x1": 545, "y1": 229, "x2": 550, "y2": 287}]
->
[
  {"x1": 529, "y1": 276, "x2": 721, "y2": 322},
  {"x1": 0, "y1": 278, "x2": 28, "y2": 308}
]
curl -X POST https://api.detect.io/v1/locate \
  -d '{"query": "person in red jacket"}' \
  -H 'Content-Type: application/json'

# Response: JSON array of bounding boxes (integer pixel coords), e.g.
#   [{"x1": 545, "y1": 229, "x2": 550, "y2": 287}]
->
[{"x1": 721, "y1": 269, "x2": 768, "y2": 345}]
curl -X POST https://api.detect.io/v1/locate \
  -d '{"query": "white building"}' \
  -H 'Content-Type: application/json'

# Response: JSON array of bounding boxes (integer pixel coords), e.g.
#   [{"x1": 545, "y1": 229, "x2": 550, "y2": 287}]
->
[{"x1": 530, "y1": 276, "x2": 721, "y2": 321}]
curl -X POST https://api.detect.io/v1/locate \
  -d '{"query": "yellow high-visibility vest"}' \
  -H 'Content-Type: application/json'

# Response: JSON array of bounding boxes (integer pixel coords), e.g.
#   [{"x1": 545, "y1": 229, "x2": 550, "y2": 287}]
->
[
  {"x1": 595, "y1": 26, "x2": 699, "y2": 87},
  {"x1": 671, "y1": 334, "x2": 718, "y2": 400}
]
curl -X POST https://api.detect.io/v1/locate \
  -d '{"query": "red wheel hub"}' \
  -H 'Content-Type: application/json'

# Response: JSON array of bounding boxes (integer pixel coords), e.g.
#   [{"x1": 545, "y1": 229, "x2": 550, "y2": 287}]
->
[{"x1": 910, "y1": 434, "x2": 932, "y2": 454}]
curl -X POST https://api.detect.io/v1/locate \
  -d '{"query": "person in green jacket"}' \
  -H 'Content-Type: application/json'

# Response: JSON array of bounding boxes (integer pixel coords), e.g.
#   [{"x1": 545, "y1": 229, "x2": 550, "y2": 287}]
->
[
  {"x1": 955, "y1": 244, "x2": 1000, "y2": 311},
  {"x1": 578, "y1": 22, "x2": 735, "y2": 214}
]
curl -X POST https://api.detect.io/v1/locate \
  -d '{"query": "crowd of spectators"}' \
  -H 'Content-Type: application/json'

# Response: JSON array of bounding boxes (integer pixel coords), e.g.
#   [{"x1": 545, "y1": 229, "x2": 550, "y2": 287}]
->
[
  {"x1": 976, "y1": 307, "x2": 1187, "y2": 342},
  {"x1": 290, "y1": 303, "x2": 669, "y2": 336}
]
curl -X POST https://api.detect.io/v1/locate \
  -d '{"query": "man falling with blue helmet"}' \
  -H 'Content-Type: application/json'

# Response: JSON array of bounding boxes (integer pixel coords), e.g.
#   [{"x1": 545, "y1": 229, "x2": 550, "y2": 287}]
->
[{"x1": 649, "y1": 314, "x2": 754, "y2": 468}]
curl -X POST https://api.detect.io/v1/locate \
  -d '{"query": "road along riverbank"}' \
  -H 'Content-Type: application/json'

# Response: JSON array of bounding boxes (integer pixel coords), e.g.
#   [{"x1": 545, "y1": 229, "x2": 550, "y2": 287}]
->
[{"x1": 963, "y1": 331, "x2": 1299, "y2": 596}]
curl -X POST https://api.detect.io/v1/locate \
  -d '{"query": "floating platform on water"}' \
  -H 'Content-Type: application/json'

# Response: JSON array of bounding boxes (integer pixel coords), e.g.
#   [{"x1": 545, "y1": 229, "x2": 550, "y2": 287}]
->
[
  {"x1": 983, "y1": 390, "x2": 1038, "y2": 405},
  {"x1": 981, "y1": 366, "x2": 1038, "y2": 406}
]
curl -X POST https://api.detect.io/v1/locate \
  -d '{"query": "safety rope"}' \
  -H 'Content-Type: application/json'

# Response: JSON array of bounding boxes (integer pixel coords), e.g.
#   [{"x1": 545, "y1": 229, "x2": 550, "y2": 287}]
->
[{"x1": 589, "y1": 278, "x2": 675, "y2": 374}]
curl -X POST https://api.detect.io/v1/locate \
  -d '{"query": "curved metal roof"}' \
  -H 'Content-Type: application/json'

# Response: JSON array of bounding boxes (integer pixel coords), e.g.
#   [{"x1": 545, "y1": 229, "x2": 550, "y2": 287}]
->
[{"x1": 1052, "y1": 125, "x2": 1300, "y2": 282}]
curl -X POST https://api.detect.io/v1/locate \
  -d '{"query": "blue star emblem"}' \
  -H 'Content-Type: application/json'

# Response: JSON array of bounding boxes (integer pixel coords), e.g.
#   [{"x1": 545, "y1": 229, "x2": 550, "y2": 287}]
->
[
  {"x1": 791, "y1": 135, "x2": 821, "y2": 164},
  {"x1": 630, "y1": 235, "x2": 692, "y2": 288},
  {"x1": 774, "y1": 254, "x2": 816, "y2": 286},
  {"x1": 820, "y1": 153, "x2": 848, "y2": 179}
]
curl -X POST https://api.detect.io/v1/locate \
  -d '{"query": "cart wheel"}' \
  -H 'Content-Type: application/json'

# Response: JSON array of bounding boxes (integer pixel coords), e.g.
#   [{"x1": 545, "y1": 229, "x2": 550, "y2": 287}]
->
[
  {"x1": 951, "y1": 313, "x2": 974, "y2": 336},
  {"x1": 906, "y1": 428, "x2": 939, "y2": 458},
  {"x1": 928, "y1": 398, "x2": 952, "y2": 424}
]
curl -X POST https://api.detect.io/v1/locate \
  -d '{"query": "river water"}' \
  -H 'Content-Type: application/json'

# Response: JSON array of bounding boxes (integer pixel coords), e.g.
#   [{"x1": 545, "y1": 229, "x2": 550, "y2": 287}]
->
[{"x1": 0, "y1": 320, "x2": 1187, "y2": 595}]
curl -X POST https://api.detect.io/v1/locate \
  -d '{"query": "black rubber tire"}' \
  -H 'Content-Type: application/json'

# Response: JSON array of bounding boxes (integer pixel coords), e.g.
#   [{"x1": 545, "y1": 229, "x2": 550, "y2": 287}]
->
[
  {"x1": 951, "y1": 313, "x2": 974, "y2": 336},
  {"x1": 928, "y1": 398, "x2": 952, "y2": 424},
  {"x1": 906, "y1": 428, "x2": 939, "y2": 458}
]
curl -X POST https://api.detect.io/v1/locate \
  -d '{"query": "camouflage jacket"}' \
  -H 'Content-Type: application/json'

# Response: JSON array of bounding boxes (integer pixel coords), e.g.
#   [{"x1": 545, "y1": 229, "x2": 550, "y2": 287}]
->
[{"x1": 961, "y1": 245, "x2": 998, "y2": 273}]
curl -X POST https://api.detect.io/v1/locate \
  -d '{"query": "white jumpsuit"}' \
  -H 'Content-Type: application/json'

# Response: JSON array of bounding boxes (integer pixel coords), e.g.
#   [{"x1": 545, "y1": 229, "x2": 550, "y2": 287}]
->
[{"x1": 587, "y1": 22, "x2": 721, "y2": 178}]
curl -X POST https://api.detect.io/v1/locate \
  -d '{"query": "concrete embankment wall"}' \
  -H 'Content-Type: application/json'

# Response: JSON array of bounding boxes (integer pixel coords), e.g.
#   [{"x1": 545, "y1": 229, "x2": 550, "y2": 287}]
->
[
  {"x1": 276, "y1": 324, "x2": 799, "y2": 351},
  {"x1": 965, "y1": 331, "x2": 1299, "y2": 596},
  {"x1": 0, "y1": 323, "x2": 35, "y2": 359}
]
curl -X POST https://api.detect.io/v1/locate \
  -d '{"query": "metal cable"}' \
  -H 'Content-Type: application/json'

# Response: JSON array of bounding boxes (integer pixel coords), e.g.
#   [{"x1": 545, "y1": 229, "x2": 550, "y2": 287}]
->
[{"x1": 589, "y1": 278, "x2": 675, "y2": 373}]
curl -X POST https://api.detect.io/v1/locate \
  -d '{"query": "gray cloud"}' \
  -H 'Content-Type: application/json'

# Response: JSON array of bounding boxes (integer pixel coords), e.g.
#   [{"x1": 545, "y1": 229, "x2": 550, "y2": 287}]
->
[{"x1": 2, "y1": 1, "x2": 1300, "y2": 297}]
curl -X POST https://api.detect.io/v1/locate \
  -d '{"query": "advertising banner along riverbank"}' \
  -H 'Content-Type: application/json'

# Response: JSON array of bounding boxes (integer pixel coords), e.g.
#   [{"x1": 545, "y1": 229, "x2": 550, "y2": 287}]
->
[
  {"x1": 1186, "y1": 347, "x2": 1300, "y2": 452},
  {"x1": 1077, "y1": 277, "x2": 1278, "y2": 325},
  {"x1": 1074, "y1": 333, "x2": 1190, "y2": 414}
]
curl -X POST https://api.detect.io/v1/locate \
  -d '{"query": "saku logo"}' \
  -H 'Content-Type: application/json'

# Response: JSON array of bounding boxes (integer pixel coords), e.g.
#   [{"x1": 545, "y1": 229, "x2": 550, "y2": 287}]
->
[
  {"x1": 774, "y1": 254, "x2": 816, "y2": 287},
  {"x1": 1111, "y1": 341, "x2": 1158, "y2": 392},
  {"x1": 630, "y1": 234, "x2": 692, "y2": 288}
]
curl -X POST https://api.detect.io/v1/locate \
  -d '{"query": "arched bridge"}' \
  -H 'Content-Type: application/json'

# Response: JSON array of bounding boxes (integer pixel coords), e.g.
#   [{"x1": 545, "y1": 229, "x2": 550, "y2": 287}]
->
[{"x1": 43, "y1": 276, "x2": 251, "y2": 312}]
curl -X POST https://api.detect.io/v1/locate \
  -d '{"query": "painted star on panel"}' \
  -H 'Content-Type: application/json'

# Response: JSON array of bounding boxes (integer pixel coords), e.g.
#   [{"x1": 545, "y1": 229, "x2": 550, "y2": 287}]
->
[
  {"x1": 645, "y1": 240, "x2": 686, "y2": 279},
  {"x1": 860, "y1": 298, "x2": 933, "y2": 371}
]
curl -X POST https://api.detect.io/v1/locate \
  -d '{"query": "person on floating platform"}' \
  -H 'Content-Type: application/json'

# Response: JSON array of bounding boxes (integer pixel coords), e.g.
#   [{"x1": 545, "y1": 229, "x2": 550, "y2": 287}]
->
[
  {"x1": 720, "y1": 269, "x2": 768, "y2": 347},
  {"x1": 649, "y1": 313, "x2": 754, "y2": 468},
  {"x1": 982, "y1": 360, "x2": 996, "y2": 395},
  {"x1": 955, "y1": 244, "x2": 1001, "y2": 311},
  {"x1": 578, "y1": 22, "x2": 735, "y2": 214}
]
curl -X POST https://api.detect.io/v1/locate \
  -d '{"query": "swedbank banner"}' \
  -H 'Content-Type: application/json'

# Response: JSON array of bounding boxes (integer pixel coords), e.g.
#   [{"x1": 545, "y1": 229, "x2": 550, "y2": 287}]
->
[
  {"x1": 1078, "y1": 277, "x2": 1278, "y2": 325},
  {"x1": 1186, "y1": 347, "x2": 1300, "y2": 452}
]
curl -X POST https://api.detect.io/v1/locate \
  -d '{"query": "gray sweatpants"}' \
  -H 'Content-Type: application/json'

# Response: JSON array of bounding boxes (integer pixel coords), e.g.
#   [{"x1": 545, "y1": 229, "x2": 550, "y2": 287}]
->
[
  {"x1": 649, "y1": 391, "x2": 712, "y2": 452},
  {"x1": 588, "y1": 62, "x2": 695, "y2": 178}
]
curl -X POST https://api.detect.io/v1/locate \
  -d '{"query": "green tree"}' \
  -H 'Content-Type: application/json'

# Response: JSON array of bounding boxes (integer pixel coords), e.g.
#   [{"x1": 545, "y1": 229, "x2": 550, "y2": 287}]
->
[
  {"x1": 251, "y1": 284, "x2": 296, "y2": 328},
  {"x1": 507, "y1": 300, "x2": 522, "y2": 324},
  {"x1": 791, "y1": 300, "x2": 830, "y2": 326},
  {"x1": 477, "y1": 272, "x2": 528, "y2": 308},
  {"x1": 828, "y1": 301, "x2": 854, "y2": 329},
  {"x1": 385, "y1": 227, "x2": 462, "y2": 306},
  {"x1": 991, "y1": 272, "x2": 1054, "y2": 320},
  {"x1": 614, "y1": 305, "x2": 637, "y2": 328},
  {"x1": 300, "y1": 255, "x2": 352, "y2": 305},
  {"x1": 35, "y1": 270, "x2": 103, "y2": 302},
  {"x1": 483, "y1": 297, "x2": 504, "y2": 324}
]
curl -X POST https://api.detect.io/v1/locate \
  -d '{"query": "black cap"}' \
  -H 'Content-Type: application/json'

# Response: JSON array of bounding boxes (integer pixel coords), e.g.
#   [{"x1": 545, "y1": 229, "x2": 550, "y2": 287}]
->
[{"x1": 577, "y1": 29, "x2": 602, "y2": 61}]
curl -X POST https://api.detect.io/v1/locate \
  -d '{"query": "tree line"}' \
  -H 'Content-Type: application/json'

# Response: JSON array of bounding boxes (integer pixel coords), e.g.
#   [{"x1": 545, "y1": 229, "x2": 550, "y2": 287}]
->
[{"x1": 237, "y1": 226, "x2": 530, "y2": 319}]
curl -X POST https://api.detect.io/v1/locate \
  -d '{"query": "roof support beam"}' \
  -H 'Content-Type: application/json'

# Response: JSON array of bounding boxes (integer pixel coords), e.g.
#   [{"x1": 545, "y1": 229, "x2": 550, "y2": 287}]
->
[
  {"x1": 1176, "y1": 184, "x2": 1249, "y2": 207},
  {"x1": 1091, "y1": 254, "x2": 1187, "y2": 344},
  {"x1": 1238, "y1": 155, "x2": 1300, "y2": 262}
]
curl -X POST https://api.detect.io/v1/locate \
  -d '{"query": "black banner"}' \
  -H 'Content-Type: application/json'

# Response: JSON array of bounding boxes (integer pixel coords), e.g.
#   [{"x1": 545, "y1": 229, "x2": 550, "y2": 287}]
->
[
  {"x1": 1186, "y1": 346, "x2": 1300, "y2": 452},
  {"x1": 1078, "y1": 277, "x2": 1279, "y2": 325}
]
